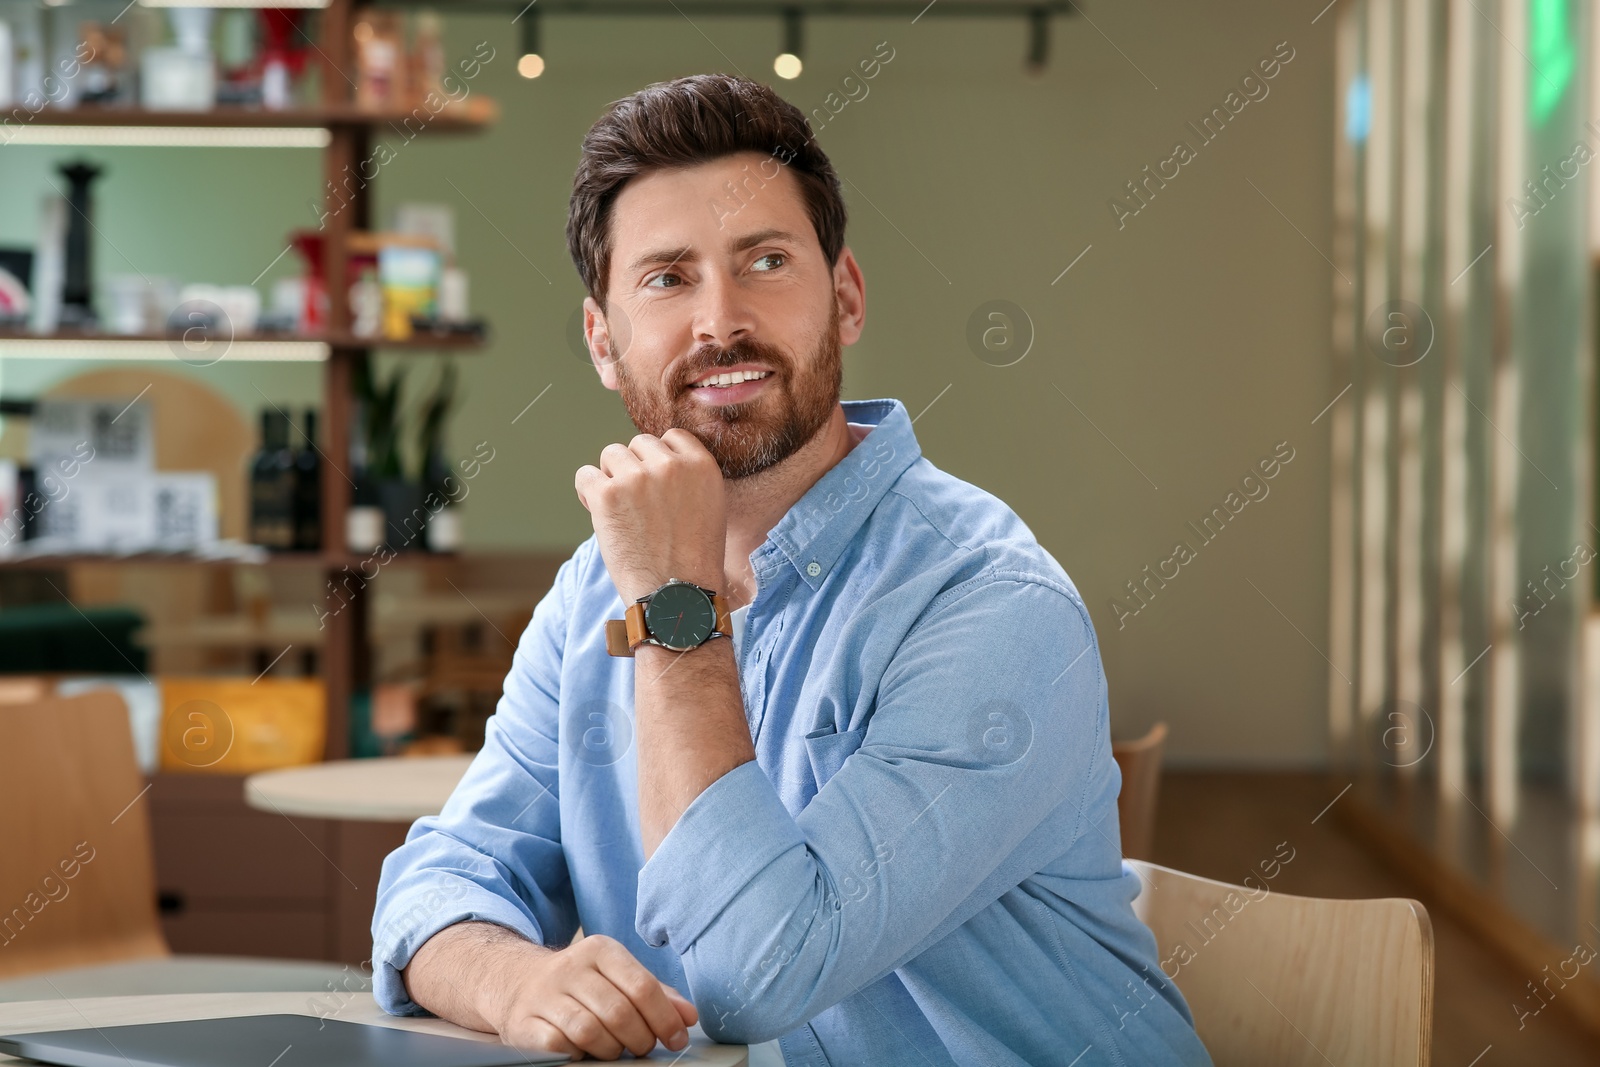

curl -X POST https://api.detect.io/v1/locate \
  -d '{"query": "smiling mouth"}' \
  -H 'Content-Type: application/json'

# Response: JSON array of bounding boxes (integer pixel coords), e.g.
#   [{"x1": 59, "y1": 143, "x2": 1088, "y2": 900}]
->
[{"x1": 687, "y1": 369, "x2": 774, "y2": 391}]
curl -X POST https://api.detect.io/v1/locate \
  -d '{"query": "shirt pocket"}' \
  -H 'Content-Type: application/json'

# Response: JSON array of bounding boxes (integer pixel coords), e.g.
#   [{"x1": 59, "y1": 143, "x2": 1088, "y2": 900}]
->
[{"x1": 802, "y1": 724, "x2": 868, "y2": 789}]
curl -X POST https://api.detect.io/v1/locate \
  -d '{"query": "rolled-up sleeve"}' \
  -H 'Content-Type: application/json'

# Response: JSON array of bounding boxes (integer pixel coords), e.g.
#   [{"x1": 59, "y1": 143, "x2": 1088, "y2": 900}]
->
[
  {"x1": 635, "y1": 575, "x2": 1108, "y2": 1044},
  {"x1": 371, "y1": 552, "x2": 583, "y2": 1016}
]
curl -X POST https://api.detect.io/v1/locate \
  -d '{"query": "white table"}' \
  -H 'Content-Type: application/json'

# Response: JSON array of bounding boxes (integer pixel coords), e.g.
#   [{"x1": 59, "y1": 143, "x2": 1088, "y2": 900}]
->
[
  {"x1": 245, "y1": 754, "x2": 473, "y2": 821},
  {"x1": 0, "y1": 992, "x2": 747, "y2": 1064}
]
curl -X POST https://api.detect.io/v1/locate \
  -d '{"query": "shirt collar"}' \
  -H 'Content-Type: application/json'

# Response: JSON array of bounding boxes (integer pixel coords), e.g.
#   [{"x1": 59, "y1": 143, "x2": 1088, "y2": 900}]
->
[{"x1": 757, "y1": 397, "x2": 922, "y2": 590}]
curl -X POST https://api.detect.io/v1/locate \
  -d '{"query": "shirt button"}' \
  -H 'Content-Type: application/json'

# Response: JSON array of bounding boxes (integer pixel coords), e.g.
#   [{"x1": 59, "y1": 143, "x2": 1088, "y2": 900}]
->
[{"x1": 806, "y1": 561, "x2": 822, "y2": 577}]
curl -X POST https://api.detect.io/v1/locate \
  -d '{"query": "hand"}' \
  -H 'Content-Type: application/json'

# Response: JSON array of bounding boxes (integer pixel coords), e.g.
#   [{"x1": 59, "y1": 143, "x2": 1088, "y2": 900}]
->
[
  {"x1": 574, "y1": 429, "x2": 727, "y2": 604},
  {"x1": 489, "y1": 934, "x2": 699, "y2": 1060}
]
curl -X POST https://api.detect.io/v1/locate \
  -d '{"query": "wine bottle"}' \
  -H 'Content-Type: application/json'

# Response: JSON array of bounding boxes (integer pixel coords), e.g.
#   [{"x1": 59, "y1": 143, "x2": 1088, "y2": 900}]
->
[
  {"x1": 423, "y1": 446, "x2": 460, "y2": 553},
  {"x1": 347, "y1": 397, "x2": 384, "y2": 554},
  {"x1": 293, "y1": 409, "x2": 322, "y2": 550},
  {"x1": 250, "y1": 409, "x2": 295, "y2": 549}
]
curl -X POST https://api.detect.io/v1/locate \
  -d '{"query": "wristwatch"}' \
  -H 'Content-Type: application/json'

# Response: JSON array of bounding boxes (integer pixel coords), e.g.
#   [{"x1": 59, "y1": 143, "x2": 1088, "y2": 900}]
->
[{"x1": 605, "y1": 578, "x2": 732, "y2": 656}]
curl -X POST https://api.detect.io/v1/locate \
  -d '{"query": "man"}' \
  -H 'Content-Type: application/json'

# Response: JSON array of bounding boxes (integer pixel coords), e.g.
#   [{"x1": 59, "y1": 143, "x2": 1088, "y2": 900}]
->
[{"x1": 372, "y1": 73, "x2": 1211, "y2": 1066}]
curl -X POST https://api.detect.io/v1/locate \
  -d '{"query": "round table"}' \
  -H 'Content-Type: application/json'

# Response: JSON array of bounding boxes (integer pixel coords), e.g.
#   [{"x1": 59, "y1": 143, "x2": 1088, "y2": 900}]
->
[
  {"x1": 0, "y1": 992, "x2": 747, "y2": 1064},
  {"x1": 244, "y1": 754, "x2": 473, "y2": 821}
]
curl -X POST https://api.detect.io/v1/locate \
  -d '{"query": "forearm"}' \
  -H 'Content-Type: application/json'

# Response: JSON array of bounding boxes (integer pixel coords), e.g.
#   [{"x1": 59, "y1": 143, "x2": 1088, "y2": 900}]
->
[
  {"x1": 634, "y1": 635, "x2": 755, "y2": 860},
  {"x1": 402, "y1": 920, "x2": 555, "y2": 1033}
]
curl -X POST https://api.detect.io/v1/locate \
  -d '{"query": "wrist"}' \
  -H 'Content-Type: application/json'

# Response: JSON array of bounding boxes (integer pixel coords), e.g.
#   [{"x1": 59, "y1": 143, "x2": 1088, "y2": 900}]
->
[
  {"x1": 625, "y1": 571, "x2": 723, "y2": 603},
  {"x1": 466, "y1": 927, "x2": 556, "y2": 1032}
]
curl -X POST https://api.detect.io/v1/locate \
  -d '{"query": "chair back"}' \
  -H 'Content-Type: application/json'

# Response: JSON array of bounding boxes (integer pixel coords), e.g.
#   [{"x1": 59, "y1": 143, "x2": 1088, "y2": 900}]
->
[
  {"x1": 1111, "y1": 722, "x2": 1168, "y2": 860},
  {"x1": 0, "y1": 692, "x2": 169, "y2": 979},
  {"x1": 1128, "y1": 859, "x2": 1434, "y2": 1066}
]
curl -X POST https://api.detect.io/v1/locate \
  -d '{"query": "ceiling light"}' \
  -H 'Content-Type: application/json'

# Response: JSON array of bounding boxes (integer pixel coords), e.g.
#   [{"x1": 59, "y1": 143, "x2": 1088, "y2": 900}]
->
[
  {"x1": 774, "y1": 8, "x2": 802, "y2": 79},
  {"x1": 1025, "y1": 7, "x2": 1048, "y2": 75},
  {"x1": 518, "y1": 10, "x2": 544, "y2": 79}
]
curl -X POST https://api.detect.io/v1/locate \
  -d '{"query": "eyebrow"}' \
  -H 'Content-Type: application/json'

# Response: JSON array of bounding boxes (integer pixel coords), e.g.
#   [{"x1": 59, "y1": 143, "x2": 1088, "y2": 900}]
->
[{"x1": 623, "y1": 227, "x2": 806, "y2": 277}]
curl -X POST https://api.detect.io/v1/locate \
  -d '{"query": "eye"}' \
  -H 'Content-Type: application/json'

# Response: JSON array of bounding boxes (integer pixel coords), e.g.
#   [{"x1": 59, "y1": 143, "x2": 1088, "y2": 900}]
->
[
  {"x1": 644, "y1": 271, "x2": 681, "y2": 289},
  {"x1": 752, "y1": 253, "x2": 786, "y2": 272}
]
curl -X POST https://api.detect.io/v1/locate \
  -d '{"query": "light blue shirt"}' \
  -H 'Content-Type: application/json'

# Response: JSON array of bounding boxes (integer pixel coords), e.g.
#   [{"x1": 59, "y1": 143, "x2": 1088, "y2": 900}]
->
[{"x1": 371, "y1": 397, "x2": 1212, "y2": 1066}]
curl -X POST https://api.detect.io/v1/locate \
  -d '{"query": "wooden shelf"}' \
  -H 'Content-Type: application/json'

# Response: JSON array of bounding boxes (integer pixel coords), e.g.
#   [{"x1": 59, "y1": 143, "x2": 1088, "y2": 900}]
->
[{"x1": 22, "y1": 99, "x2": 498, "y2": 132}]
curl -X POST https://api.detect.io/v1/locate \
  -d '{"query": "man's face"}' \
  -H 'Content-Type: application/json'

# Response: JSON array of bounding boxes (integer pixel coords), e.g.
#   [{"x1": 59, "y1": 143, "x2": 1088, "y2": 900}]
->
[{"x1": 584, "y1": 150, "x2": 863, "y2": 479}]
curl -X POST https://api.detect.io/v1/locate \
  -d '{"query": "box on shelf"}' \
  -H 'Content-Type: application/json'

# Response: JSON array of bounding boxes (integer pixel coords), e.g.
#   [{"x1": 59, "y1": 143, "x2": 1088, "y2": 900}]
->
[
  {"x1": 30, "y1": 396, "x2": 154, "y2": 475},
  {"x1": 25, "y1": 398, "x2": 219, "y2": 553}
]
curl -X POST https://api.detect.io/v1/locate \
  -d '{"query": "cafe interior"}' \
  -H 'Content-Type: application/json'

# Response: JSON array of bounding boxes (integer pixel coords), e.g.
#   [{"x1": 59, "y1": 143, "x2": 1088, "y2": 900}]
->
[{"x1": 0, "y1": 0, "x2": 1598, "y2": 1063}]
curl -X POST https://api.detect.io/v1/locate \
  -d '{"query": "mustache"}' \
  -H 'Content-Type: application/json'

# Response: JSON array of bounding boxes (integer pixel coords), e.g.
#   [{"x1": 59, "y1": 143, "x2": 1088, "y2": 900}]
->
[{"x1": 679, "y1": 338, "x2": 786, "y2": 388}]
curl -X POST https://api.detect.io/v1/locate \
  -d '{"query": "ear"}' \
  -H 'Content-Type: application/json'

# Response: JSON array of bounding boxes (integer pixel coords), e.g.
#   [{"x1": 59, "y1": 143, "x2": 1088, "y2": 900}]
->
[
  {"x1": 832, "y1": 247, "x2": 866, "y2": 348},
  {"x1": 585, "y1": 295, "x2": 621, "y2": 391}
]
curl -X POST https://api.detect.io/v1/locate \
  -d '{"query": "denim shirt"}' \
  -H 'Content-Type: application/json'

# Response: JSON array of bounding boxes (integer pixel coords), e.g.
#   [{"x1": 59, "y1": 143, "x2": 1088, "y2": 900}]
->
[{"x1": 371, "y1": 397, "x2": 1212, "y2": 1067}]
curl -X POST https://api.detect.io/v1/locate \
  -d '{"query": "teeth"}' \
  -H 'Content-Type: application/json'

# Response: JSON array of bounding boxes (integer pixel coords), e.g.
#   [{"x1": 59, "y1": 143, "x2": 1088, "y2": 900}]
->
[{"x1": 693, "y1": 369, "x2": 771, "y2": 388}]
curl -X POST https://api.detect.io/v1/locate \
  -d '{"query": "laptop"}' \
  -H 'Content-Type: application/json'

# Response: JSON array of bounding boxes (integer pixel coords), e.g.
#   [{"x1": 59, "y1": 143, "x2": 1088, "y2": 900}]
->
[{"x1": 0, "y1": 1013, "x2": 571, "y2": 1067}]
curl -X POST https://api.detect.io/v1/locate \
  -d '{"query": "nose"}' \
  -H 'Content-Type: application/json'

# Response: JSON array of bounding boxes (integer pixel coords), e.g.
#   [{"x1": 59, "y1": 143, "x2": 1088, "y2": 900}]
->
[{"x1": 692, "y1": 267, "x2": 757, "y2": 351}]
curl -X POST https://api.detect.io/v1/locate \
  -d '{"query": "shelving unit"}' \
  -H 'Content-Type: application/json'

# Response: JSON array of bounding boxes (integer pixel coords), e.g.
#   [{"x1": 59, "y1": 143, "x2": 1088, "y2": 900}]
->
[{"x1": 2, "y1": 0, "x2": 497, "y2": 762}]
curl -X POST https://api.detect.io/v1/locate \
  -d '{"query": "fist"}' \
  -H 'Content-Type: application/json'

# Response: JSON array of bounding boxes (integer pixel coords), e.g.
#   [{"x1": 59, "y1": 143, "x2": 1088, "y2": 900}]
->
[
  {"x1": 574, "y1": 429, "x2": 727, "y2": 605},
  {"x1": 492, "y1": 934, "x2": 699, "y2": 1060}
]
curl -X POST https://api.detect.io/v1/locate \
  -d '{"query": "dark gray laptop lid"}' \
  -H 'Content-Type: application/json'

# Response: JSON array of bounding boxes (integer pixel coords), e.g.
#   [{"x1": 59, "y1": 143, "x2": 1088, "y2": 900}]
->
[{"x1": 0, "y1": 1013, "x2": 569, "y2": 1067}]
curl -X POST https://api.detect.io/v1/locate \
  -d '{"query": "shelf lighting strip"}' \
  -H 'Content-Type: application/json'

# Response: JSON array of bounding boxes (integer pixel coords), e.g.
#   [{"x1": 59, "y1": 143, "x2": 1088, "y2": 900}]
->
[
  {"x1": 1, "y1": 126, "x2": 330, "y2": 149},
  {"x1": 140, "y1": 0, "x2": 329, "y2": 8},
  {"x1": 0, "y1": 339, "x2": 330, "y2": 362}
]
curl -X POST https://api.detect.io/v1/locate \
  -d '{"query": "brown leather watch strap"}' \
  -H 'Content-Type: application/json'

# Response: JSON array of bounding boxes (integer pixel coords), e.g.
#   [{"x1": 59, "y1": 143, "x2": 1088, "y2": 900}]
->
[
  {"x1": 604, "y1": 591, "x2": 731, "y2": 657},
  {"x1": 624, "y1": 601, "x2": 650, "y2": 649},
  {"x1": 604, "y1": 618, "x2": 633, "y2": 657}
]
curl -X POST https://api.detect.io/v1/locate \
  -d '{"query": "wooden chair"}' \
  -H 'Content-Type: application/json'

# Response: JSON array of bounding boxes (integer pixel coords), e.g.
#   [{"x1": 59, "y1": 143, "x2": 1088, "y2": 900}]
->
[
  {"x1": 0, "y1": 691, "x2": 166, "y2": 980},
  {"x1": 1111, "y1": 721, "x2": 1168, "y2": 860},
  {"x1": 1128, "y1": 859, "x2": 1434, "y2": 1066},
  {"x1": 0, "y1": 692, "x2": 360, "y2": 998}
]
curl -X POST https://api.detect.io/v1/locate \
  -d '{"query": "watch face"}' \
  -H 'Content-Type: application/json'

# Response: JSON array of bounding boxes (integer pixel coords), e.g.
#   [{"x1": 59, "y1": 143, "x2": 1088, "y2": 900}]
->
[{"x1": 644, "y1": 581, "x2": 717, "y2": 651}]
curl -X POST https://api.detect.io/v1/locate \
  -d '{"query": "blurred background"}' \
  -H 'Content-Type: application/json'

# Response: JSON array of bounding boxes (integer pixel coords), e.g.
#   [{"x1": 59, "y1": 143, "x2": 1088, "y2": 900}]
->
[{"x1": 0, "y1": 0, "x2": 1595, "y2": 1062}]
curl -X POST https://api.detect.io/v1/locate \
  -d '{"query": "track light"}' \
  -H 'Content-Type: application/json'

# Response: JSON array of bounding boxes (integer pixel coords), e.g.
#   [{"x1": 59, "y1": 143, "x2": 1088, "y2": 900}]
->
[
  {"x1": 518, "y1": 9, "x2": 545, "y2": 78},
  {"x1": 774, "y1": 8, "x2": 802, "y2": 79},
  {"x1": 1025, "y1": 7, "x2": 1048, "y2": 75}
]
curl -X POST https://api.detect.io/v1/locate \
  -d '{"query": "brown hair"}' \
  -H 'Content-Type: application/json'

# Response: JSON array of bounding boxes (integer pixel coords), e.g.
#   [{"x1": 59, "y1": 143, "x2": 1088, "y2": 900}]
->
[{"x1": 566, "y1": 73, "x2": 848, "y2": 309}]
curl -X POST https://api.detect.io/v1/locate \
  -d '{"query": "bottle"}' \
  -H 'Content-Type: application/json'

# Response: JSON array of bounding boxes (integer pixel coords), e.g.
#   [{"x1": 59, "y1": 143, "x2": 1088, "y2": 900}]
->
[
  {"x1": 250, "y1": 409, "x2": 295, "y2": 549},
  {"x1": 346, "y1": 398, "x2": 385, "y2": 554},
  {"x1": 409, "y1": 10, "x2": 445, "y2": 108},
  {"x1": 423, "y1": 447, "x2": 460, "y2": 553},
  {"x1": 293, "y1": 409, "x2": 322, "y2": 551}
]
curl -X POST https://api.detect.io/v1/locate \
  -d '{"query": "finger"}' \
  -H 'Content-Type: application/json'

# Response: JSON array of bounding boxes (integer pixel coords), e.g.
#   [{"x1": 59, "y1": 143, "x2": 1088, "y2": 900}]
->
[
  {"x1": 598, "y1": 441, "x2": 643, "y2": 477},
  {"x1": 592, "y1": 946, "x2": 690, "y2": 1049},
  {"x1": 629, "y1": 433, "x2": 675, "y2": 464},
  {"x1": 570, "y1": 970, "x2": 662, "y2": 1058},
  {"x1": 574, "y1": 466, "x2": 601, "y2": 510},
  {"x1": 659, "y1": 426, "x2": 709, "y2": 458},
  {"x1": 501, "y1": 1016, "x2": 581, "y2": 1060},
  {"x1": 550, "y1": 995, "x2": 624, "y2": 1061},
  {"x1": 661, "y1": 982, "x2": 699, "y2": 1027}
]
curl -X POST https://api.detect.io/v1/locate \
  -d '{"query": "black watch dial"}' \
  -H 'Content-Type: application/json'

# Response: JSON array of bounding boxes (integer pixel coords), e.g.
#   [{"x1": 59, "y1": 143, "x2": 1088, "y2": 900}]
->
[{"x1": 644, "y1": 581, "x2": 717, "y2": 651}]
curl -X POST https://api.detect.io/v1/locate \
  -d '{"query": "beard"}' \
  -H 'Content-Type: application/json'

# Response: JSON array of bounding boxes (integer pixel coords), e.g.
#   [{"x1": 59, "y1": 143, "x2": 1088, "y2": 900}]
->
[{"x1": 613, "y1": 297, "x2": 843, "y2": 480}]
